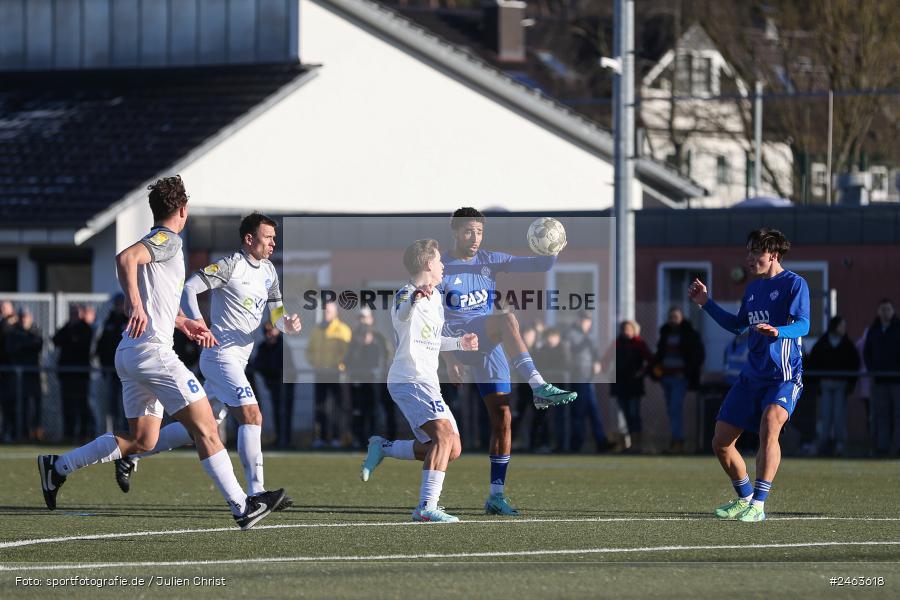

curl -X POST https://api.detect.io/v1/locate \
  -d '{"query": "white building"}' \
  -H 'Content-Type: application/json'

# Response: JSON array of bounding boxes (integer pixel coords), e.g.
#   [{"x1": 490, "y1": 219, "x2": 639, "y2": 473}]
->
[
  {"x1": 0, "y1": 0, "x2": 702, "y2": 295},
  {"x1": 639, "y1": 24, "x2": 793, "y2": 208}
]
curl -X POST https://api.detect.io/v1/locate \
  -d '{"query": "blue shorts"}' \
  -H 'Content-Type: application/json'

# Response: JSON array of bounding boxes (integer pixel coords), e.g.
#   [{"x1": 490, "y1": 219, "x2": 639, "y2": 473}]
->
[
  {"x1": 716, "y1": 373, "x2": 803, "y2": 433},
  {"x1": 445, "y1": 314, "x2": 512, "y2": 397}
]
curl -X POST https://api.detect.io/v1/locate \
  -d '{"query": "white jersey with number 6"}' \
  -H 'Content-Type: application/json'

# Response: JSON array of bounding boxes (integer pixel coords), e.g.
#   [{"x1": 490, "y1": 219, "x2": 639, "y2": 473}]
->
[{"x1": 115, "y1": 226, "x2": 206, "y2": 418}]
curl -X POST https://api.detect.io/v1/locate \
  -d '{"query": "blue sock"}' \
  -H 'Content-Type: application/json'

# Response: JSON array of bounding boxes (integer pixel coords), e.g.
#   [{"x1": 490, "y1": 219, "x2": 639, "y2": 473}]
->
[
  {"x1": 512, "y1": 352, "x2": 544, "y2": 388},
  {"x1": 732, "y1": 475, "x2": 753, "y2": 500},
  {"x1": 489, "y1": 454, "x2": 510, "y2": 495},
  {"x1": 751, "y1": 479, "x2": 772, "y2": 506}
]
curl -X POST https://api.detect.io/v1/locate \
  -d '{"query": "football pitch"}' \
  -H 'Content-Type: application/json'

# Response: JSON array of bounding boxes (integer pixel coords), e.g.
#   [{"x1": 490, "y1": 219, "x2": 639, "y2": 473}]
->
[{"x1": 1, "y1": 447, "x2": 898, "y2": 598}]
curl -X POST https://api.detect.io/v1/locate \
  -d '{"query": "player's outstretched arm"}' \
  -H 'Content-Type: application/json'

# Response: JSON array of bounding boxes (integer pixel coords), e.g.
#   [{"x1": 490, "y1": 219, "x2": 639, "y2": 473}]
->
[
  {"x1": 441, "y1": 333, "x2": 478, "y2": 352},
  {"x1": 689, "y1": 278, "x2": 746, "y2": 335},
  {"x1": 116, "y1": 242, "x2": 152, "y2": 339},
  {"x1": 501, "y1": 255, "x2": 557, "y2": 273}
]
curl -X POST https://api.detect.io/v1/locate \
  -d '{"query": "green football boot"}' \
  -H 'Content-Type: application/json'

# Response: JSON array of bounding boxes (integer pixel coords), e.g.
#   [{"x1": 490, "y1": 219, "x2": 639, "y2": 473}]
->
[
  {"x1": 736, "y1": 503, "x2": 766, "y2": 522},
  {"x1": 361, "y1": 436, "x2": 386, "y2": 482},
  {"x1": 714, "y1": 498, "x2": 750, "y2": 520},
  {"x1": 484, "y1": 493, "x2": 520, "y2": 516},
  {"x1": 533, "y1": 383, "x2": 577, "y2": 410}
]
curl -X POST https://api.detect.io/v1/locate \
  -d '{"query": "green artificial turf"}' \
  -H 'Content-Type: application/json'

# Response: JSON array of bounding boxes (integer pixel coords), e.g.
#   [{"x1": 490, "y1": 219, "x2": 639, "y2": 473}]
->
[{"x1": 1, "y1": 447, "x2": 897, "y2": 598}]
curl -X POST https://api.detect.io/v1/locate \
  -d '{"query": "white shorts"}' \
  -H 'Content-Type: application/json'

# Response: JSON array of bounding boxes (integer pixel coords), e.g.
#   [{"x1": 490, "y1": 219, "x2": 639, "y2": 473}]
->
[
  {"x1": 115, "y1": 345, "x2": 206, "y2": 419},
  {"x1": 200, "y1": 350, "x2": 257, "y2": 418},
  {"x1": 387, "y1": 381, "x2": 459, "y2": 444}
]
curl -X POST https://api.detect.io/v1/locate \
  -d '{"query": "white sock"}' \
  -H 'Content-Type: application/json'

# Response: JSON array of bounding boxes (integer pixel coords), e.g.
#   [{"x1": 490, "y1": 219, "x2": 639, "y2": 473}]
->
[
  {"x1": 741, "y1": 494, "x2": 753, "y2": 502},
  {"x1": 201, "y1": 449, "x2": 248, "y2": 516},
  {"x1": 418, "y1": 469, "x2": 446, "y2": 510},
  {"x1": 134, "y1": 422, "x2": 194, "y2": 460},
  {"x1": 56, "y1": 433, "x2": 122, "y2": 476},
  {"x1": 750, "y1": 499, "x2": 765, "y2": 508},
  {"x1": 238, "y1": 424, "x2": 265, "y2": 495},
  {"x1": 383, "y1": 439, "x2": 416, "y2": 460},
  {"x1": 528, "y1": 374, "x2": 546, "y2": 388}
]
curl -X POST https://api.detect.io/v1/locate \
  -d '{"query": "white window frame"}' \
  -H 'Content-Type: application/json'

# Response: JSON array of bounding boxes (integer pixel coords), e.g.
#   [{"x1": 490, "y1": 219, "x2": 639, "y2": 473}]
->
[
  {"x1": 657, "y1": 261, "x2": 713, "y2": 329},
  {"x1": 811, "y1": 162, "x2": 827, "y2": 197},
  {"x1": 870, "y1": 165, "x2": 889, "y2": 202},
  {"x1": 545, "y1": 262, "x2": 603, "y2": 336},
  {"x1": 782, "y1": 260, "x2": 829, "y2": 336}
]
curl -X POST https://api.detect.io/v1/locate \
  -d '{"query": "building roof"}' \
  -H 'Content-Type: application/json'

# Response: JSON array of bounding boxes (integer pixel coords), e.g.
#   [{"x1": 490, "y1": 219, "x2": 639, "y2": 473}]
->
[{"x1": 0, "y1": 64, "x2": 311, "y2": 230}]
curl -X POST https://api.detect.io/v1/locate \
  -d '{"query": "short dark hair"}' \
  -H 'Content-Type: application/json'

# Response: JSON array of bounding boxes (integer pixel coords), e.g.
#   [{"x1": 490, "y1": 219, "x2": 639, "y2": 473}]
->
[
  {"x1": 403, "y1": 239, "x2": 439, "y2": 275},
  {"x1": 240, "y1": 212, "x2": 277, "y2": 242},
  {"x1": 747, "y1": 228, "x2": 791, "y2": 258},
  {"x1": 826, "y1": 315, "x2": 846, "y2": 334},
  {"x1": 451, "y1": 207, "x2": 485, "y2": 231},
  {"x1": 878, "y1": 298, "x2": 893, "y2": 306},
  {"x1": 148, "y1": 175, "x2": 188, "y2": 221}
]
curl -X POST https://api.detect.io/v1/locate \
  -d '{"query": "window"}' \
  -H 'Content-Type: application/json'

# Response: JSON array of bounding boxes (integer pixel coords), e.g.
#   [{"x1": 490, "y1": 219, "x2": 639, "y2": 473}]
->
[
  {"x1": 674, "y1": 53, "x2": 713, "y2": 95},
  {"x1": 657, "y1": 263, "x2": 711, "y2": 334},
  {"x1": 674, "y1": 53, "x2": 692, "y2": 94},
  {"x1": 0, "y1": 259, "x2": 16, "y2": 291},
  {"x1": 871, "y1": 166, "x2": 889, "y2": 201},
  {"x1": 811, "y1": 162, "x2": 827, "y2": 198},
  {"x1": 692, "y1": 56, "x2": 712, "y2": 95},
  {"x1": 716, "y1": 155, "x2": 730, "y2": 185},
  {"x1": 545, "y1": 262, "x2": 613, "y2": 350},
  {"x1": 783, "y1": 261, "x2": 829, "y2": 345},
  {"x1": 746, "y1": 152, "x2": 756, "y2": 191}
]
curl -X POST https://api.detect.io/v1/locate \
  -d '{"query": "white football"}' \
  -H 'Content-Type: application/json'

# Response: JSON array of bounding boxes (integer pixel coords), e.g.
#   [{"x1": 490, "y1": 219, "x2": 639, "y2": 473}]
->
[{"x1": 527, "y1": 217, "x2": 567, "y2": 256}]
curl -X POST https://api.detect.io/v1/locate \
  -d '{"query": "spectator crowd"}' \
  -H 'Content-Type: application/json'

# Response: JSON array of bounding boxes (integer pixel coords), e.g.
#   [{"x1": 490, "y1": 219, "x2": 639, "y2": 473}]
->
[{"x1": 1, "y1": 296, "x2": 898, "y2": 458}]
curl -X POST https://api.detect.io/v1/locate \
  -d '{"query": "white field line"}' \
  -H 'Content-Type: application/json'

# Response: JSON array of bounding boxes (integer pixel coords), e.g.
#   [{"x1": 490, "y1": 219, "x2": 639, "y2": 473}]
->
[
  {"x1": 1, "y1": 516, "x2": 899, "y2": 551},
  {"x1": 2, "y1": 541, "x2": 899, "y2": 572}
]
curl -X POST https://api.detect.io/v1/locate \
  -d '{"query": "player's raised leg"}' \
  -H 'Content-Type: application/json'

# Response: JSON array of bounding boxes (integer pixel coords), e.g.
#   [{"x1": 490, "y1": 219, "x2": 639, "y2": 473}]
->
[
  {"x1": 38, "y1": 415, "x2": 162, "y2": 510},
  {"x1": 486, "y1": 313, "x2": 576, "y2": 409},
  {"x1": 114, "y1": 419, "x2": 195, "y2": 492},
  {"x1": 362, "y1": 435, "x2": 424, "y2": 480}
]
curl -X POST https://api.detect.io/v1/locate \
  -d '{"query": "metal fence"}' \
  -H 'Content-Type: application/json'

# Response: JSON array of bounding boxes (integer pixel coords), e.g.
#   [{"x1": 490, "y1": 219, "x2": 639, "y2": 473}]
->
[{"x1": 0, "y1": 294, "x2": 890, "y2": 455}]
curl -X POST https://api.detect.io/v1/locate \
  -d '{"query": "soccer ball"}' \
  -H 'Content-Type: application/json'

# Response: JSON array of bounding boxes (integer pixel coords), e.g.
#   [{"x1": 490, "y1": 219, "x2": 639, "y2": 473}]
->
[{"x1": 527, "y1": 217, "x2": 567, "y2": 256}]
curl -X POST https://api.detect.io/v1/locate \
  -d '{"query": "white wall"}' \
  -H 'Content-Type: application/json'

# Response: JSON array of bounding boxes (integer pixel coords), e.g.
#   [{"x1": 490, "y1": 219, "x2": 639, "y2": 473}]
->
[
  {"x1": 180, "y1": 0, "x2": 628, "y2": 213},
  {"x1": 88, "y1": 223, "x2": 118, "y2": 294}
]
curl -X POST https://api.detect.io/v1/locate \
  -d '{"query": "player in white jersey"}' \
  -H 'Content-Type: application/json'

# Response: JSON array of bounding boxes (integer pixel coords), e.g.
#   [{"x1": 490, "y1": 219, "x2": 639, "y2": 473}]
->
[
  {"x1": 38, "y1": 176, "x2": 284, "y2": 530},
  {"x1": 360, "y1": 239, "x2": 478, "y2": 523},
  {"x1": 113, "y1": 214, "x2": 301, "y2": 509}
]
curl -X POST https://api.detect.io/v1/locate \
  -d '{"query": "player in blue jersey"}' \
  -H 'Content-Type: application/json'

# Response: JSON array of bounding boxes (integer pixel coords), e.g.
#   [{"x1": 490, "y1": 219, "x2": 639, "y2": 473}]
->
[
  {"x1": 440, "y1": 207, "x2": 576, "y2": 516},
  {"x1": 689, "y1": 228, "x2": 810, "y2": 522}
]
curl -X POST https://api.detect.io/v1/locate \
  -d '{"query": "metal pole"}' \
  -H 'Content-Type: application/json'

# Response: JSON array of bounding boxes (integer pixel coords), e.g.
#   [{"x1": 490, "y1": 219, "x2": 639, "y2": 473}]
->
[
  {"x1": 613, "y1": 0, "x2": 635, "y2": 322},
  {"x1": 826, "y1": 89, "x2": 833, "y2": 205},
  {"x1": 753, "y1": 80, "x2": 763, "y2": 196}
]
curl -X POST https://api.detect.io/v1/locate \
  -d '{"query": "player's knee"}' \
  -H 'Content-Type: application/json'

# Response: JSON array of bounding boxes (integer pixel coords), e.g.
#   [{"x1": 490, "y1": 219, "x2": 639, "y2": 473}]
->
[
  {"x1": 449, "y1": 438, "x2": 462, "y2": 461},
  {"x1": 711, "y1": 434, "x2": 731, "y2": 455},
  {"x1": 237, "y1": 405, "x2": 262, "y2": 426},
  {"x1": 492, "y1": 404, "x2": 512, "y2": 427},
  {"x1": 131, "y1": 435, "x2": 158, "y2": 455}
]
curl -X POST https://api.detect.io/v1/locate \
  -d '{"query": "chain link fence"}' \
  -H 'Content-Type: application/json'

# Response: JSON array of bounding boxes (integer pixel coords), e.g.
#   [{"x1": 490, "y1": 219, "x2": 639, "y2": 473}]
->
[{"x1": 0, "y1": 295, "x2": 885, "y2": 455}]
